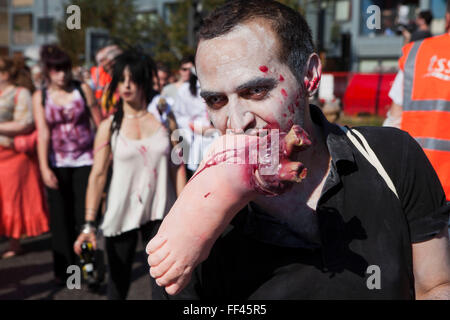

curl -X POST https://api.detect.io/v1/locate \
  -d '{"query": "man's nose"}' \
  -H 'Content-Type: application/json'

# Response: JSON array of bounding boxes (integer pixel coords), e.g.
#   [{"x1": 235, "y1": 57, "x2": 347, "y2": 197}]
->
[{"x1": 228, "y1": 103, "x2": 256, "y2": 133}]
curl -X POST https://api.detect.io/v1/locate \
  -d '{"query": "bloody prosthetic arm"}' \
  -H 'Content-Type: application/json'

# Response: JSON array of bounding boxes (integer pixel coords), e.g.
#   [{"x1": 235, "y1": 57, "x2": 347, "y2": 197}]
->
[{"x1": 146, "y1": 125, "x2": 311, "y2": 295}]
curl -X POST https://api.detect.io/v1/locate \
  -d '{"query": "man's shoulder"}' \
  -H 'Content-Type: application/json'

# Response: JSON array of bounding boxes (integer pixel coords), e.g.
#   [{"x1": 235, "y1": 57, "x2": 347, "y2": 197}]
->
[
  {"x1": 351, "y1": 126, "x2": 416, "y2": 161},
  {"x1": 353, "y1": 125, "x2": 407, "y2": 141},
  {"x1": 348, "y1": 126, "x2": 430, "y2": 189}
]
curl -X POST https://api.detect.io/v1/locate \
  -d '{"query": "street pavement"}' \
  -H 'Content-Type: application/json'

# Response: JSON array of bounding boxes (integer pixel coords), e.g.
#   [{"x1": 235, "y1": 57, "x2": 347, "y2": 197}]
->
[{"x1": 0, "y1": 232, "x2": 152, "y2": 300}]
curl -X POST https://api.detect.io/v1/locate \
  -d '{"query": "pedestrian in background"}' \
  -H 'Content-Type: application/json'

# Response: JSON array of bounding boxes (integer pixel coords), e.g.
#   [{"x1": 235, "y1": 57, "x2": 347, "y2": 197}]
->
[
  {"x1": 402, "y1": 10, "x2": 433, "y2": 43},
  {"x1": 0, "y1": 56, "x2": 49, "y2": 259},
  {"x1": 91, "y1": 45, "x2": 122, "y2": 119},
  {"x1": 161, "y1": 55, "x2": 194, "y2": 102},
  {"x1": 384, "y1": 2, "x2": 450, "y2": 202},
  {"x1": 172, "y1": 69, "x2": 217, "y2": 179},
  {"x1": 33, "y1": 44, "x2": 101, "y2": 284},
  {"x1": 153, "y1": 63, "x2": 170, "y2": 93},
  {"x1": 74, "y1": 50, "x2": 186, "y2": 300}
]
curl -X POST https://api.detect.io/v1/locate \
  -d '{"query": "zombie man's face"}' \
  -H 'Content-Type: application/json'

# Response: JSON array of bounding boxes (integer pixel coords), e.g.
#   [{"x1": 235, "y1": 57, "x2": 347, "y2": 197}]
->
[{"x1": 196, "y1": 19, "x2": 319, "y2": 135}]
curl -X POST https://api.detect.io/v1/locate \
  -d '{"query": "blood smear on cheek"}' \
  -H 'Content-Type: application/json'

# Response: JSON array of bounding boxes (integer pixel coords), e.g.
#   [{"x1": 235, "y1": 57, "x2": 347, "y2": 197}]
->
[
  {"x1": 281, "y1": 89, "x2": 288, "y2": 97},
  {"x1": 259, "y1": 65, "x2": 269, "y2": 73},
  {"x1": 279, "y1": 75, "x2": 284, "y2": 82}
]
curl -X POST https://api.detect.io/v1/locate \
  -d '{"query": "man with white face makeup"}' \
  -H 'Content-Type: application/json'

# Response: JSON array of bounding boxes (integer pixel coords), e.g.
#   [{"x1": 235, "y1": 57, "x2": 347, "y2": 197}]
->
[{"x1": 148, "y1": 0, "x2": 450, "y2": 299}]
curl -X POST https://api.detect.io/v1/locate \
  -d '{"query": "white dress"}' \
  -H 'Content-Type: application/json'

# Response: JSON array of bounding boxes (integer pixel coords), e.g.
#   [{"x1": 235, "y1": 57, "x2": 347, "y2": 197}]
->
[{"x1": 100, "y1": 126, "x2": 177, "y2": 237}]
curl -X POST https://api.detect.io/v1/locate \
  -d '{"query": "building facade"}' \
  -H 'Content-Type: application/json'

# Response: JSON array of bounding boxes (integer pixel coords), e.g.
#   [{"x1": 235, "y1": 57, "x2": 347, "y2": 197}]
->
[
  {"x1": 301, "y1": 0, "x2": 448, "y2": 72},
  {"x1": 3, "y1": 0, "x2": 448, "y2": 71},
  {"x1": 3, "y1": 0, "x2": 179, "y2": 57}
]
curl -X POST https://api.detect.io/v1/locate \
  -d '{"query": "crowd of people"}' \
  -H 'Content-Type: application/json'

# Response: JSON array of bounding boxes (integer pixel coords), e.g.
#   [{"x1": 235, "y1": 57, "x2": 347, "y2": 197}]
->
[{"x1": 0, "y1": 42, "x2": 215, "y2": 299}]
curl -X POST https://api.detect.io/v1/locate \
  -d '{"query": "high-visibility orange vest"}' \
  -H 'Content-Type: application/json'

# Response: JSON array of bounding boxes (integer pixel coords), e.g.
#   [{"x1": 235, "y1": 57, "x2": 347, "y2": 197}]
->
[
  {"x1": 399, "y1": 33, "x2": 450, "y2": 200},
  {"x1": 90, "y1": 66, "x2": 111, "y2": 100},
  {"x1": 90, "y1": 66, "x2": 118, "y2": 119}
]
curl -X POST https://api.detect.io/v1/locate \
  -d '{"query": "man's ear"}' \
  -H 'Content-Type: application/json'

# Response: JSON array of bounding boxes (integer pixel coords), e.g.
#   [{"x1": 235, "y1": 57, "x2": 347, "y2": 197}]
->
[{"x1": 303, "y1": 53, "x2": 322, "y2": 97}]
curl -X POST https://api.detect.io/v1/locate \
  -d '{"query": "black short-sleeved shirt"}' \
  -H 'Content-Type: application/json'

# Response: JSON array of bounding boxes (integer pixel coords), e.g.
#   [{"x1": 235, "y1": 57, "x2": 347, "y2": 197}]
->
[{"x1": 157, "y1": 105, "x2": 449, "y2": 300}]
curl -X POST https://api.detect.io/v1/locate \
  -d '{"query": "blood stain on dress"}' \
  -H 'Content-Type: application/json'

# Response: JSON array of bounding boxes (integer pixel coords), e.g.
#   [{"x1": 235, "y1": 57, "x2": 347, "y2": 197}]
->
[{"x1": 204, "y1": 192, "x2": 211, "y2": 198}]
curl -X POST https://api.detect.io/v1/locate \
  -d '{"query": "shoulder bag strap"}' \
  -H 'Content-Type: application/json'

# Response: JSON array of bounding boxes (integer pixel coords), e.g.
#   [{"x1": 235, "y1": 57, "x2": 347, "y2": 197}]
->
[{"x1": 341, "y1": 126, "x2": 399, "y2": 199}]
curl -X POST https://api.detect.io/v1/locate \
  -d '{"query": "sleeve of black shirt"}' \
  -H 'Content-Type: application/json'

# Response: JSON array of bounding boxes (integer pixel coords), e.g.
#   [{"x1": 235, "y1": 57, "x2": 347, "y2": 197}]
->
[{"x1": 398, "y1": 131, "x2": 449, "y2": 243}]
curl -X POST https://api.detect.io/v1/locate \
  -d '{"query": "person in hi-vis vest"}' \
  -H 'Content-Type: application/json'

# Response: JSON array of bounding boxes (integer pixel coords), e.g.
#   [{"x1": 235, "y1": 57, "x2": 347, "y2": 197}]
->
[
  {"x1": 384, "y1": 1, "x2": 450, "y2": 201},
  {"x1": 90, "y1": 45, "x2": 122, "y2": 119}
]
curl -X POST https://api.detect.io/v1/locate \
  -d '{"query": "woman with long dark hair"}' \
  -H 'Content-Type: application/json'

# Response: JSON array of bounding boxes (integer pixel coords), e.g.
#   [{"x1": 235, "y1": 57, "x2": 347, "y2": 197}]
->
[
  {"x1": 74, "y1": 50, "x2": 186, "y2": 300},
  {"x1": 33, "y1": 44, "x2": 101, "y2": 283},
  {"x1": 0, "y1": 56, "x2": 49, "y2": 258}
]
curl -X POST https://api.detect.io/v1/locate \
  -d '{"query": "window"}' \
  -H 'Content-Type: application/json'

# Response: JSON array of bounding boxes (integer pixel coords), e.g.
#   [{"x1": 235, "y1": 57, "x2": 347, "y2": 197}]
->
[
  {"x1": 37, "y1": 17, "x2": 53, "y2": 35},
  {"x1": 12, "y1": 0, "x2": 34, "y2": 7},
  {"x1": 430, "y1": 0, "x2": 447, "y2": 34},
  {"x1": 0, "y1": 12, "x2": 8, "y2": 46},
  {"x1": 359, "y1": 59, "x2": 398, "y2": 73},
  {"x1": 335, "y1": 0, "x2": 351, "y2": 22},
  {"x1": 360, "y1": 0, "x2": 419, "y2": 37},
  {"x1": 431, "y1": 0, "x2": 447, "y2": 19},
  {"x1": 163, "y1": 2, "x2": 179, "y2": 24},
  {"x1": 136, "y1": 11, "x2": 159, "y2": 24},
  {"x1": 13, "y1": 13, "x2": 33, "y2": 45}
]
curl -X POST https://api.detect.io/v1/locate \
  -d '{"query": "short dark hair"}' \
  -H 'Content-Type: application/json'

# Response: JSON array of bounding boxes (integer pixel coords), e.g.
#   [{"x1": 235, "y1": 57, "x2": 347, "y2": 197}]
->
[
  {"x1": 197, "y1": 0, "x2": 315, "y2": 82},
  {"x1": 156, "y1": 62, "x2": 170, "y2": 74},
  {"x1": 180, "y1": 55, "x2": 195, "y2": 67},
  {"x1": 418, "y1": 10, "x2": 433, "y2": 26},
  {"x1": 40, "y1": 44, "x2": 72, "y2": 77}
]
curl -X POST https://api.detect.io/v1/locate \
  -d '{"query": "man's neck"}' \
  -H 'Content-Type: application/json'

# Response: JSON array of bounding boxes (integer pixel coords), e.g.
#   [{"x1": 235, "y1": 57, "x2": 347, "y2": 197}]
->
[
  {"x1": 290, "y1": 115, "x2": 332, "y2": 208},
  {"x1": 252, "y1": 112, "x2": 332, "y2": 245}
]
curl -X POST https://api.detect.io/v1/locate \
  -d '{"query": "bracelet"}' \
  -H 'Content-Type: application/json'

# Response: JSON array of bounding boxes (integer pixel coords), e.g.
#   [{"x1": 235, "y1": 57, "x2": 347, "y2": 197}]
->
[{"x1": 81, "y1": 221, "x2": 97, "y2": 234}]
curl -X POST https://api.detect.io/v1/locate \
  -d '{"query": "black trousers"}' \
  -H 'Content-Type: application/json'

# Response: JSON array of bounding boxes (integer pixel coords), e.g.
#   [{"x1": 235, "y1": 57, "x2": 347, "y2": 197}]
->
[
  {"x1": 46, "y1": 166, "x2": 91, "y2": 281},
  {"x1": 104, "y1": 220, "x2": 161, "y2": 300}
]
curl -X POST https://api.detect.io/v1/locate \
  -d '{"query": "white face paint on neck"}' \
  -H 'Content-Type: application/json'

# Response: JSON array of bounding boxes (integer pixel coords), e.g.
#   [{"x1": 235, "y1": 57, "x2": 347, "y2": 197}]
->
[{"x1": 196, "y1": 19, "x2": 308, "y2": 134}]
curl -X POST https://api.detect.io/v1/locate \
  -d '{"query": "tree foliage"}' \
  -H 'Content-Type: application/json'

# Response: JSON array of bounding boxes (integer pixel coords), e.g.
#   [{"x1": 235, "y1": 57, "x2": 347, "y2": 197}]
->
[
  {"x1": 56, "y1": 0, "x2": 141, "y2": 66},
  {"x1": 56, "y1": 0, "x2": 305, "y2": 70}
]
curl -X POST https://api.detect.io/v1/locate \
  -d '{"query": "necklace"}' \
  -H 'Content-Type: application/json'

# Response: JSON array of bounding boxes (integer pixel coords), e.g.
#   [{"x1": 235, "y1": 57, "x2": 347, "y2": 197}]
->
[{"x1": 124, "y1": 110, "x2": 148, "y2": 119}]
